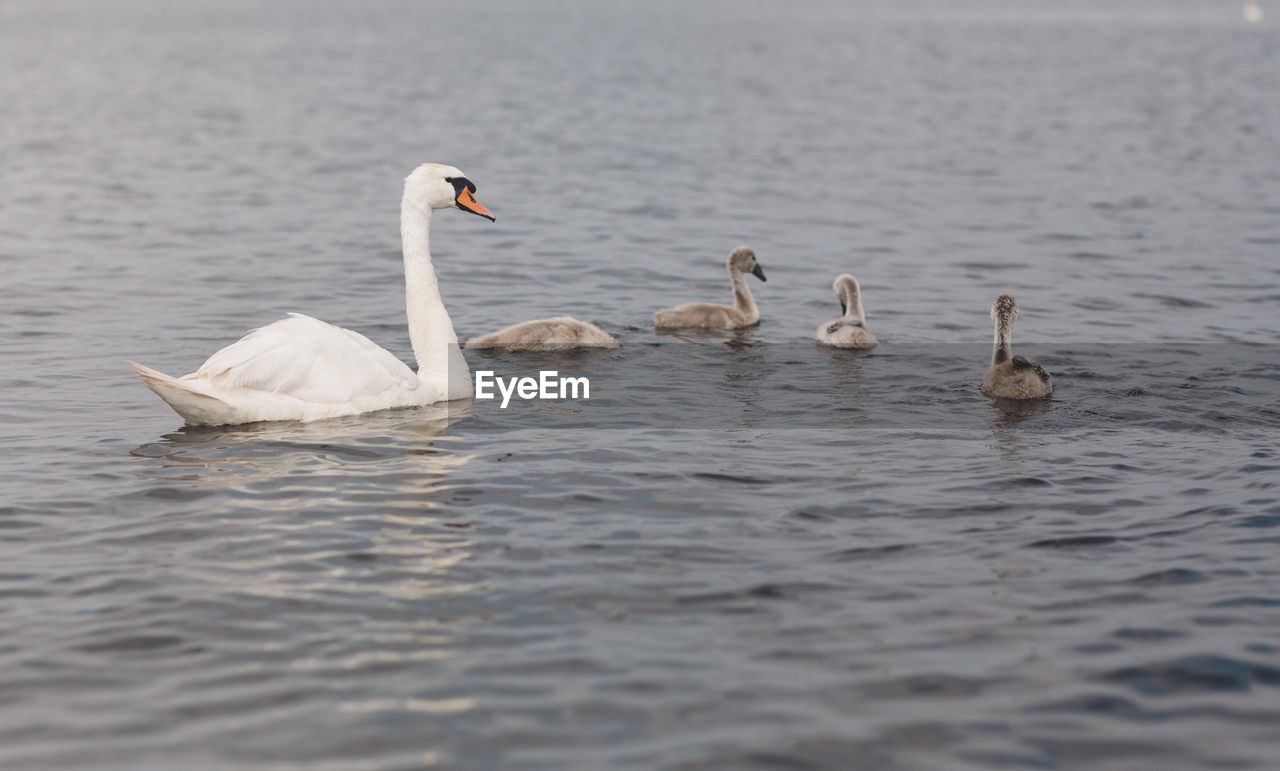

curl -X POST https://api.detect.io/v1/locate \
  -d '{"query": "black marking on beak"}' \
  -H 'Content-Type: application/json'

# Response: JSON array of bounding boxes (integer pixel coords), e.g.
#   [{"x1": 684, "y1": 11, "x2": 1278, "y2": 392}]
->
[
  {"x1": 751, "y1": 264, "x2": 767, "y2": 282},
  {"x1": 445, "y1": 176, "x2": 476, "y2": 196}
]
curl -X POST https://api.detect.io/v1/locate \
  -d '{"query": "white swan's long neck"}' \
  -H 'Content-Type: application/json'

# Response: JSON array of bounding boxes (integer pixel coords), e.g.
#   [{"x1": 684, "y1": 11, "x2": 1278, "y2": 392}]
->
[
  {"x1": 401, "y1": 201, "x2": 472, "y2": 400},
  {"x1": 729, "y1": 266, "x2": 758, "y2": 320},
  {"x1": 992, "y1": 315, "x2": 1012, "y2": 365}
]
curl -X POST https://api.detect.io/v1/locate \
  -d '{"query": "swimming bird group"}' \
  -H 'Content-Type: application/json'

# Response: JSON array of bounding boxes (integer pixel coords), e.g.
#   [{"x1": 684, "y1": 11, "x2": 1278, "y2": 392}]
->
[{"x1": 132, "y1": 163, "x2": 1052, "y2": 425}]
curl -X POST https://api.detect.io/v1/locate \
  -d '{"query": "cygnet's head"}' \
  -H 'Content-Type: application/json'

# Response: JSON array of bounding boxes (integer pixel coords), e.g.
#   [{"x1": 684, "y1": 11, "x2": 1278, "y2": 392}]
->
[
  {"x1": 728, "y1": 245, "x2": 766, "y2": 282},
  {"x1": 833, "y1": 273, "x2": 861, "y2": 316},
  {"x1": 403, "y1": 163, "x2": 496, "y2": 221},
  {"x1": 991, "y1": 294, "x2": 1019, "y2": 324}
]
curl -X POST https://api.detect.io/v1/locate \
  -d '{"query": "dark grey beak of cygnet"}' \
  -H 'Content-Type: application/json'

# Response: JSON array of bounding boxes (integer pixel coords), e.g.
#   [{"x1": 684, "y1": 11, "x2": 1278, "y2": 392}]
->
[
  {"x1": 840, "y1": 299, "x2": 847, "y2": 316},
  {"x1": 752, "y1": 264, "x2": 767, "y2": 282}
]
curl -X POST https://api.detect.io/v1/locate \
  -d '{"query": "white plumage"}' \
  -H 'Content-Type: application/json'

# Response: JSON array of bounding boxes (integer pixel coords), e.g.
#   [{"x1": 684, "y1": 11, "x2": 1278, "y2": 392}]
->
[
  {"x1": 131, "y1": 314, "x2": 430, "y2": 424},
  {"x1": 131, "y1": 163, "x2": 495, "y2": 425}
]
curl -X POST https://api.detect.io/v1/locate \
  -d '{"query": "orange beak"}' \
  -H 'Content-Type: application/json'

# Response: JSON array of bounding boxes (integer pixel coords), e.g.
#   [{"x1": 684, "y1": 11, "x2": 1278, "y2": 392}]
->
[{"x1": 457, "y1": 187, "x2": 495, "y2": 221}]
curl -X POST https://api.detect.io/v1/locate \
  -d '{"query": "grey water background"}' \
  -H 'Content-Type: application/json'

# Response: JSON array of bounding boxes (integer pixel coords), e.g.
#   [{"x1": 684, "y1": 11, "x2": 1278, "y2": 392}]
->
[{"x1": 3, "y1": 0, "x2": 1280, "y2": 768}]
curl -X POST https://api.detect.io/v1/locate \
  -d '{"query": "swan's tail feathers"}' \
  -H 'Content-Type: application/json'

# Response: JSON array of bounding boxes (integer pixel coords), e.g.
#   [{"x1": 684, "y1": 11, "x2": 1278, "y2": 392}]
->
[{"x1": 128, "y1": 361, "x2": 232, "y2": 426}]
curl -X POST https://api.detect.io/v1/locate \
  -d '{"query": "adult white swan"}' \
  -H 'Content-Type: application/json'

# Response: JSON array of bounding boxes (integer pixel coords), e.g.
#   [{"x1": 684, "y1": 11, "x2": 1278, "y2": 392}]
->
[{"x1": 130, "y1": 163, "x2": 494, "y2": 425}]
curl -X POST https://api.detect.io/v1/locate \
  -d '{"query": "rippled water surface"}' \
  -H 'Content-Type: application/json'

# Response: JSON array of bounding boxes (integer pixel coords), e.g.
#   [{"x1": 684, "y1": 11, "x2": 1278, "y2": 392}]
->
[{"x1": 3, "y1": 0, "x2": 1280, "y2": 768}]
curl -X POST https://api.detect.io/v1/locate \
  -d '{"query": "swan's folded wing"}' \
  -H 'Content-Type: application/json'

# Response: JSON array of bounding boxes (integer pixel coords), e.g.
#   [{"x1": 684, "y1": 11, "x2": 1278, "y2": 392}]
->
[{"x1": 189, "y1": 314, "x2": 422, "y2": 404}]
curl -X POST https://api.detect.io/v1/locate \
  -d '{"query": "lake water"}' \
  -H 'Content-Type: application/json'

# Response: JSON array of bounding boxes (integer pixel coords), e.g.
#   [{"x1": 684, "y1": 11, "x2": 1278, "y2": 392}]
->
[{"x1": 2, "y1": 0, "x2": 1279, "y2": 768}]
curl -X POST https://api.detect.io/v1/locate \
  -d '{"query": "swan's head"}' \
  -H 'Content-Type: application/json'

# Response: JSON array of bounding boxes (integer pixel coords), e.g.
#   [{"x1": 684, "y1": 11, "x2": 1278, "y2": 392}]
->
[
  {"x1": 403, "y1": 163, "x2": 495, "y2": 221},
  {"x1": 833, "y1": 273, "x2": 861, "y2": 316},
  {"x1": 728, "y1": 246, "x2": 766, "y2": 282},
  {"x1": 991, "y1": 294, "x2": 1019, "y2": 324}
]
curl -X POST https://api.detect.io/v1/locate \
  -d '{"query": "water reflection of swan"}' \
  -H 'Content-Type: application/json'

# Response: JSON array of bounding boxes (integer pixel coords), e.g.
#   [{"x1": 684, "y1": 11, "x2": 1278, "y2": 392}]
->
[
  {"x1": 986, "y1": 397, "x2": 1053, "y2": 460},
  {"x1": 652, "y1": 327, "x2": 763, "y2": 353},
  {"x1": 1245, "y1": 1, "x2": 1262, "y2": 23},
  {"x1": 130, "y1": 401, "x2": 476, "y2": 492},
  {"x1": 124, "y1": 404, "x2": 484, "y2": 686},
  {"x1": 131, "y1": 405, "x2": 478, "y2": 581},
  {"x1": 820, "y1": 348, "x2": 872, "y2": 412},
  {"x1": 988, "y1": 396, "x2": 1052, "y2": 429}
]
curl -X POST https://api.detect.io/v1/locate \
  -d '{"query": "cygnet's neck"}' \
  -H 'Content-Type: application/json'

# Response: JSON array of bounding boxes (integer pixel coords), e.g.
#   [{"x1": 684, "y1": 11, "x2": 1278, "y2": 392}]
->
[
  {"x1": 992, "y1": 314, "x2": 1012, "y2": 365},
  {"x1": 842, "y1": 285, "x2": 866, "y2": 323},
  {"x1": 728, "y1": 264, "x2": 758, "y2": 320},
  {"x1": 401, "y1": 200, "x2": 472, "y2": 400}
]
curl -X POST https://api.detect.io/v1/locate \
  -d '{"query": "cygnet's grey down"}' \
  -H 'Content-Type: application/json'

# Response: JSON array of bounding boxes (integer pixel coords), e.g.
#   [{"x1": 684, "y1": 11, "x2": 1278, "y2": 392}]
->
[
  {"x1": 653, "y1": 246, "x2": 767, "y2": 329},
  {"x1": 466, "y1": 316, "x2": 619, "y2": 352},
  {"x1": 816, "y1": 273, "x2": 877, "y2": 349},
  {"x1": 982, "y1": 294, "x2": 1052, "y2": 399}
]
